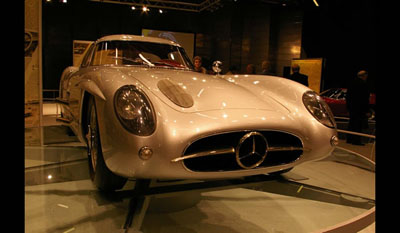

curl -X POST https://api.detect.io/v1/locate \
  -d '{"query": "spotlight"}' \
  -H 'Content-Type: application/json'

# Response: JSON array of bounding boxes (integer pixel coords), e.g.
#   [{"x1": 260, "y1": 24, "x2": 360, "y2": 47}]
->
[
  {"x1": 159, "y1": 9, "x2": 163, "y2": 14},
  {"x1": 131, "y1": 6, "x2": 136, "y2": 10},
  {"x1": 142, "y1": 6, "x2": 149, "y2": 12}
]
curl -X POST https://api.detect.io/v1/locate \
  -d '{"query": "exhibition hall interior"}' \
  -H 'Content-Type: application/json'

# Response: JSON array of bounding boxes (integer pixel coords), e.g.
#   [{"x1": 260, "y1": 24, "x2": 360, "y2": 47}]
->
[{"x1": 25, "y1": 0, "x2": 376, "y2": 232}]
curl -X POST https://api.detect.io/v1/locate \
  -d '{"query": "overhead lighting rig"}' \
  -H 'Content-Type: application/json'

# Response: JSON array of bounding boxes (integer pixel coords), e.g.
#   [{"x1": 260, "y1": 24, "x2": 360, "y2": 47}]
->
[
  {"x1": 89, "y1": 0, "x2": 222, "y2": 13},
  {"x1": 45, "y1": 0, "x2": 68, "y2": 3}
]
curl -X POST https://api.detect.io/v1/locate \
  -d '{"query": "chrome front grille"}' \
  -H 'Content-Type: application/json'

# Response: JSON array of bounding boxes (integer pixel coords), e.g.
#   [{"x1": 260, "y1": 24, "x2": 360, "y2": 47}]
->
[{"x1": 173, "y1": 131, "x2": 303, "y2": 172}]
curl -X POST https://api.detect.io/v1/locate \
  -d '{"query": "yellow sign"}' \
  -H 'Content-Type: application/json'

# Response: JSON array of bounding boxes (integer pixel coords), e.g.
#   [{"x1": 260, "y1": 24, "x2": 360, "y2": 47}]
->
[
  {"x1": 73, "y1": 40, "x2": 94, "y2": 67},
  {"x1": 291, "y1": 58, "x2": 323, "y2": 93}
]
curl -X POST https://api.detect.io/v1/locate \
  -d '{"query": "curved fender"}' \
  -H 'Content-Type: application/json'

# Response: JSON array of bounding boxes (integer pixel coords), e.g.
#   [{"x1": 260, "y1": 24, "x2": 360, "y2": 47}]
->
[
  {"x1": 59, "y1": 66, "x2": 79, "y2": 97},
  {"x1": 76, "y1": 79, "x2": 106, "y2": 101},
  {"x1": 60, "y1": 66, "x2": 79, "y2": 86}
]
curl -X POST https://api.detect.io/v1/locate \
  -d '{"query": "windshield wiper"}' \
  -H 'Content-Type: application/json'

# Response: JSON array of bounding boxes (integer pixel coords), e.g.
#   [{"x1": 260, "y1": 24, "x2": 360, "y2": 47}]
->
[{"x1": 138, "y1": 54, "x2": 155, "y2": 67}]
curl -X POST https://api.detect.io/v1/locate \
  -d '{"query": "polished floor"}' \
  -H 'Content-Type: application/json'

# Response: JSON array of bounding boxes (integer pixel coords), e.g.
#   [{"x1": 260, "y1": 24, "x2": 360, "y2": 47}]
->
[{"x1": 25, "y1": 105, "x2": 375, "y2": 233}]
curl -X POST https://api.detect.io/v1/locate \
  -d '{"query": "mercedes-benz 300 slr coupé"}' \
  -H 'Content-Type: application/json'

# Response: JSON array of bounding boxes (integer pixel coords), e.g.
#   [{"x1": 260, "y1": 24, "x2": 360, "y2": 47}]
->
[{"x1": 58, "y1": 35, "x2": 338, "y2": 191}]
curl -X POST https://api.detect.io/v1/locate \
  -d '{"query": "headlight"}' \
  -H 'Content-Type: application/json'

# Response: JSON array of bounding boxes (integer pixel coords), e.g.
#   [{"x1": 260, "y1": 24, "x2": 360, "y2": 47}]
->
[
  {"x1": 114, "y1": 85, "x2": 156, "y2": 136},
  {"x1": 302, "y1": 91, "x2": 336, "y2": 128}
]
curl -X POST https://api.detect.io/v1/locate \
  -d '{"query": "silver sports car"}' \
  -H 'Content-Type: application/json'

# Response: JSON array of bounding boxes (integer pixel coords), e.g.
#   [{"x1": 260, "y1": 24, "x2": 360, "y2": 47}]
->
[{"x1": 58, "y1": 34, "x2": 338, "y2": 191}]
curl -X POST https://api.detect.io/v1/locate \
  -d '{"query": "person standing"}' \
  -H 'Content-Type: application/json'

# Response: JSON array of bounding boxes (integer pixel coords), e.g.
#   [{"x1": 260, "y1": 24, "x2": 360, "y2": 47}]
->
[
  {"x1": 260, "y1": 60, "x2": 275, "y2": 76},
  {"x1": 193, "y1": 56, "x2": 207, "y2": 74},
  {"x1": 346, "y1": 70, "x2": 370, "y2": 145},
  {"x1": 246, "y1": 64, "x2": 256, "y2": 74},
  {"x1": 289, "y1": 64, "x2": 308, "y2": 86}
]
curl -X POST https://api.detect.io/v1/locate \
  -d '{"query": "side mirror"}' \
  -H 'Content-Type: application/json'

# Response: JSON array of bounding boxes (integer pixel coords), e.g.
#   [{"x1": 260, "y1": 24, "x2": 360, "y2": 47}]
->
[{"x1": 212, "y1": 60, "x2": 222, "y2": 75}]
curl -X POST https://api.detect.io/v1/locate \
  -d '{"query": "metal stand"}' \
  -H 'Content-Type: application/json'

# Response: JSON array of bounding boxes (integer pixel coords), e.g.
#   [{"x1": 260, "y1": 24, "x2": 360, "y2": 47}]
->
[{"x1": 122, "y1": 179, "x2": 152, "y2": 233}]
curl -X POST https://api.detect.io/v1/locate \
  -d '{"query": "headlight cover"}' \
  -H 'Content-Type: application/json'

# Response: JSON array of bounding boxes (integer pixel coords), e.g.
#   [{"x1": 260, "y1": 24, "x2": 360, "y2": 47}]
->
[
  {"x1": 302, "y1": 91, "x2": 336, "y2": 128},
  {"x1": 114, "y1": 85, "x2": 156, "y2": 136}
]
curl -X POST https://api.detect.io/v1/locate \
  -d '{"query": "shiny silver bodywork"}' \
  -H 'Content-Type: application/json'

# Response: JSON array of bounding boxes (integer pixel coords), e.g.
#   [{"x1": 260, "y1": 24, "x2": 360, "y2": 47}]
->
[{"x1": 59, "y1": 35, "x2": 337, "y2": 179}]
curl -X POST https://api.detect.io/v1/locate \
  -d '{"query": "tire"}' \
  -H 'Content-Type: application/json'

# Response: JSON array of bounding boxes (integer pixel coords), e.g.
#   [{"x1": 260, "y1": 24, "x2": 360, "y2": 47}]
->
[{"x1": 86, "y1": 96, "x2": 127, "y2": 192}]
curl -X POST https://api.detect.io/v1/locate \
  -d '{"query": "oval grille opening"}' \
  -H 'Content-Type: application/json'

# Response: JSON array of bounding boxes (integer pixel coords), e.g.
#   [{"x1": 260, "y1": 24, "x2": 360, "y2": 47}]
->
[{"x1": 182, "y1": 131, "x2": 303, "y2": 172}]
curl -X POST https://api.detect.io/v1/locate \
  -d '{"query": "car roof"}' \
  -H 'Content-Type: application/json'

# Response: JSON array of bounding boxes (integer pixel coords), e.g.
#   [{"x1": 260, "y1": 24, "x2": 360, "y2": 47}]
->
[{"x1": 96, "y1": 34, "x2": 181, "y2": 47}]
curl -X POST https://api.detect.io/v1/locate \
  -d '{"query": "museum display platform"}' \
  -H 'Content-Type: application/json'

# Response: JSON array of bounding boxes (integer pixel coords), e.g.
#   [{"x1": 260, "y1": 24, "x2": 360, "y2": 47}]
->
[{"x1": 25, "y1": 108, "x2": 375, "y2": 233}]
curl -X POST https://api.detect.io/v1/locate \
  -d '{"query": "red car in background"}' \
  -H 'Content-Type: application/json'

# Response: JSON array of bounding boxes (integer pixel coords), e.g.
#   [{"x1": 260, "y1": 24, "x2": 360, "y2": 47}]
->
[{"x1": 320, "y1": 88, "x2": 376, "y2": 120}]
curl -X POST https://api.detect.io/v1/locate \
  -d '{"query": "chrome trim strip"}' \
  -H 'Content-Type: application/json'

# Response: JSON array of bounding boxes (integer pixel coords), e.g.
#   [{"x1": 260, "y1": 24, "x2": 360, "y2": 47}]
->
[
  {"x1": 171, "y1": 146, "x2": 307, "y2": 163},
  {"x1": 268, "y1": 146, "x2": 304, "y2": 152},
  {"x1": 171, "y1": 147, "x2": 235, "y2": 163}
]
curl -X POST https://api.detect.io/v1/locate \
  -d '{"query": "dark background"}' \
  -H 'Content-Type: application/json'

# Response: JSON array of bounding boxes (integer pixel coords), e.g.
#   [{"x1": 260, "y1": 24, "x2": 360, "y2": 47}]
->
[{"x1": 41, "y1": 0, "x2": 376, "y2": 98}]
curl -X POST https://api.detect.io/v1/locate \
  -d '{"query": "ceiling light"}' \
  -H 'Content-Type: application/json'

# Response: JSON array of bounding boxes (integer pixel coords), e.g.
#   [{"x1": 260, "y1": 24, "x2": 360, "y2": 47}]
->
[
  {"x1": 159, "y1": 9, "x2": 163, "y2": 13},
  {"x1": 131, "y1": 6, "x2": 136, "y2": 10},
  {"x1": 142, "y1": 6, "x2": 149, "y2": 12}
]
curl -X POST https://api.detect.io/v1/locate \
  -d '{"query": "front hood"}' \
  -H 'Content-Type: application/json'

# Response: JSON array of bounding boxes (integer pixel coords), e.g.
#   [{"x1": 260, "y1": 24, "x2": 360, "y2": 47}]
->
[{"x1": 117, "y1": 67, "x2": 289, "y2": 113}]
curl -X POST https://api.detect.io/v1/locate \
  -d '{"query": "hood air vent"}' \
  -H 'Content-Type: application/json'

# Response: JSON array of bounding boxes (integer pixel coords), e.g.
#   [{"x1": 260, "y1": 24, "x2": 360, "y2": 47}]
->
[{"x1": 157, "y1": 79, "x2": 194, "y2": 108}]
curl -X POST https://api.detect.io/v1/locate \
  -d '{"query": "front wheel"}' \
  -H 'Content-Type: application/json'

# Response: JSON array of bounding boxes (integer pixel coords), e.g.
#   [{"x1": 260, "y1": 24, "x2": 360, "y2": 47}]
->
[{"x1": 86, "y1": 96, "x2": 127, "y2": 192}]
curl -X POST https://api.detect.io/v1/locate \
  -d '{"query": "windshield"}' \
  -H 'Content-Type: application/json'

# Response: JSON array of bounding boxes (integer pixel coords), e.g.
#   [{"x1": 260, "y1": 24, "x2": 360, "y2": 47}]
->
[{"x1": 91, "y1": 40, "x2": 194, "y2": 70}]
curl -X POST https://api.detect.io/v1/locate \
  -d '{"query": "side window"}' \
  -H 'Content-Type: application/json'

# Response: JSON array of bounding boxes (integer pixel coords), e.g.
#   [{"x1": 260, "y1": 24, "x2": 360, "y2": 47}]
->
[{"x1": 81, "y1": 43, "x2": 95, "y2": 68}]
